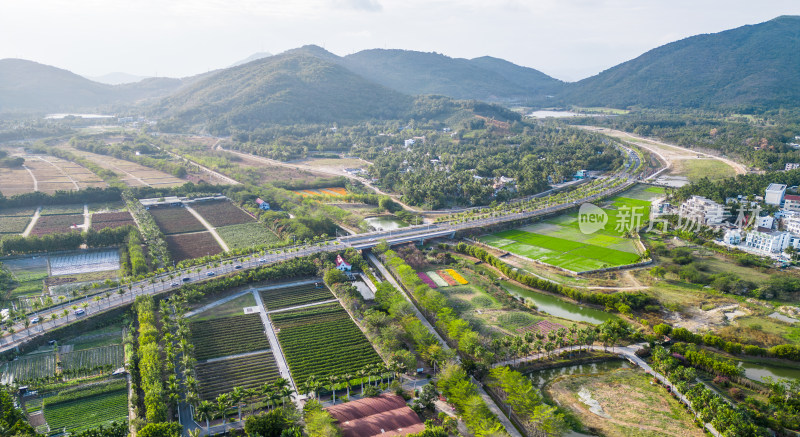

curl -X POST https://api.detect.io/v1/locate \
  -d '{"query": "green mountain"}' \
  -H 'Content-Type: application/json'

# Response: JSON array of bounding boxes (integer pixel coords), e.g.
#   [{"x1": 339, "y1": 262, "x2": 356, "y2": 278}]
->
[
  {"x1": 156, "y1": 52, "x2": 414, "y2": 133},
  {"x1": 0, "y1": 59, "x2": 183, "y2": 113},
  {"x1": 560, "y1": 15, "x2": 800, "y2": 109},
  {"x1": 341, "y1": 49, "x2": 563, "y2": 103}
]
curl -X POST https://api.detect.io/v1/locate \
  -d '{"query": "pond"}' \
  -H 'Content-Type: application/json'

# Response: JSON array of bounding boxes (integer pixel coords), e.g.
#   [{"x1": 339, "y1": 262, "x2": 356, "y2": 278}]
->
[
  {"x1": 364, "y1": 216, "x2": 408, "y2": 231},
  {"x1": 44, "y1": 113, "x2": 115, "y2": 119},
  {"x1": 501, "y1": 281, "x2": 616, "y2": 324},
  {"x1": 525, "y1": 359, "x2": 630, "y2": 389},
  {"x1": 737, "y1": 361, "x2": 800, "y2": 383}
]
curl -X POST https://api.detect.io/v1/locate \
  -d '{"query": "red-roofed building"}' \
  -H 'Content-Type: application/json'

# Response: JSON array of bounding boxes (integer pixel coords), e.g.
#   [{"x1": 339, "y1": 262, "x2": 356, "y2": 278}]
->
[
  {"x1": 326, "y1": 393, "x2": 425, "y2": 437},
  {"x1": 336, "y1": 254, "x2": 352, "y2": 272},
  {"x1": 784, "y1": 194, "x2": 800, "y2": 212},
  {"x1": 255, "y1": 198, "x2": 270, "y2": 210}
]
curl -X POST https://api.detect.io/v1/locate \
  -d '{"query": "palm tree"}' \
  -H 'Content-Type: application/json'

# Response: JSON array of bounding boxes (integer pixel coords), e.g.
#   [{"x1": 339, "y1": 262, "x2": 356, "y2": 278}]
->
[
  {"x1": 328, "y1": 375, "x2": 339, "y2": 404},
  {"x1": 357, "y1": 368, "x2": 368, "y2": 395},
  {"x1": 230, "y1": 386, "x2": 245, "y2": 421},
  {"x1": 341, "y1": 373, "x2": 352, "y2": 399},
  {"x1": 216, "y1": 393, "x2": 231, "y2": 431},
  {"x1": 196, "y1": 400, "x2": 214, "y2": 434},
  {"x1": 81, "y1": 301, "x2": 89, "y2": 313},
  {"x1": 281, "y1": 387, "x2": 293, "y2": 407}
]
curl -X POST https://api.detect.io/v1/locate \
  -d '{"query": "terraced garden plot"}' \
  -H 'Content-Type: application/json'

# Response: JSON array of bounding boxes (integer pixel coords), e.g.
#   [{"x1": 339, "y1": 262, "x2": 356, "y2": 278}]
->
[
  {"x1": 217, "y1": 223, "x2": 282, "y2": 249},
  {"x1": 1, "y1": 352, "x2": 56, "y2": 384},
  {"x1": 0, "y1": 207, "x2": 37, "y2": 217},
  {"x1": 189, "y1": 313, "x2": 270, "y2": 361},
  {"x1": 165, "y1": 232, "x2": 223, "y2": 261},
  {"x1": 272, "y1": 303, "x2": 382, "y2": 384},
  {"x1": 43, "y1": 384, "x2": 127, "y2": 433},
  {"x1": 0, "y1": 165, "x2": 35, "y2": 195},
  {"x1": 41, "y1": 204, "x2": 85, "y2": 216},
  {"x1": 190, "y1": 201, "x2": 255, "y2": 227},
  {"x1": 91, "y1": 211, "x2": 134, "y2": 230},
  {"x1": 30, "y1": 214, "x2": 83, "y2": 236},
  {"x1": 60, "y1": 345, "x2": 124, "y2": 372},
  {"x1": 147, "y1": 206, "x2": 205, "y2": 234},
  {"x1": 0, "y1": 215, "x2": 32, "y2": 234},
  {"x1": 195, "y1": 351, "x2": 280, "y2": 400},
  {"x1": 260, "y1": 283, "x2": 333, "y2": 311}
]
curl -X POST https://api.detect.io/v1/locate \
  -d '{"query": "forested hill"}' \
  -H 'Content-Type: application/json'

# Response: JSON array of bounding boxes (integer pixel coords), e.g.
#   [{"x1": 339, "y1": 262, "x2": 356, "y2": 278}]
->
[
  {"x1": 559, "y1": 15, "x2": 800, "y2": 110},
  {"x1": 155, "y1": 53, "x2": 416, "y2": 133},
  {"x1": 341, "y1": 49, "x2": 564, "y2": 103},
  {"x1": 0, "y1": 59, "x2": 184, "y2": 113}
]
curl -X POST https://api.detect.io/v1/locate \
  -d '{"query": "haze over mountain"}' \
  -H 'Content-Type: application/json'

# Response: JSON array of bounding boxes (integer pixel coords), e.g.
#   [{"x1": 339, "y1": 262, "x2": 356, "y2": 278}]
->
[
  {"x1": 86, "y1": 72, "x2": 151, "y2": 85},
  {"x1": 156, "y1": 52, "x2": 415, "y2": 133},
  {"x1": 228, "y1": 52, "x2": 273, "y2": 68},
  {"x1": 0, "y1": 59, "x2": 184, "y2": 113},
  {"x1": 284, "y1": 45, "x2": 563, "y2": 103},
  {"x1": 2, "y1": 16, "x2": 798, "y2": 116},
  {"x1": 560, "y1": 15, "x2": 800, "y2": 109}
]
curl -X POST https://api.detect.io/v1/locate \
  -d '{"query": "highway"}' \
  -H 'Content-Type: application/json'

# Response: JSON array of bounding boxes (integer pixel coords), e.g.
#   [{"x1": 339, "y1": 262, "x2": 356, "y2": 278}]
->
[{"x1": 0, "y1": 141, "x2": 646, "y2": 354}]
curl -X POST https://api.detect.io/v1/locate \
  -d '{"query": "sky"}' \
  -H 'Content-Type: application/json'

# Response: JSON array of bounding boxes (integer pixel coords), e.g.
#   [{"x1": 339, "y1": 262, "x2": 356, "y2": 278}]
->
[{"x1": 2, "y1": 0, "x2": 800, "y2": 82}]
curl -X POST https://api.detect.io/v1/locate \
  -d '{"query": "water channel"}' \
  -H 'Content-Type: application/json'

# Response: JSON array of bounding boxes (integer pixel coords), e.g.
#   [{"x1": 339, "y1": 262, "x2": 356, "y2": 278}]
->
[
  {"x1": 364, "y1": 216, "x2": 408, "y2": 231},
  {"x1": 501, "y1": 281, "x2": 616, "y2": 324}
]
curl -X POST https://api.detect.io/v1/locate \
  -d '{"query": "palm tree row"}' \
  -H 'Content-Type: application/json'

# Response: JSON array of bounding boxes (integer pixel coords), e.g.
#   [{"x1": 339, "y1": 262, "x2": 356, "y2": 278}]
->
[
  {"x1": 297, "y1": 360, "x2": 407, "y2": 405},
  {"x1": 193, "y1": 377, "x2": 293, "y2": 434}
]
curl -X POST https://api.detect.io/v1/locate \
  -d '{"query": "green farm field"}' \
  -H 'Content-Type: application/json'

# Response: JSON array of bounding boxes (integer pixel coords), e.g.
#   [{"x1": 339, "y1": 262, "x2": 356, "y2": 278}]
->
[{"x1": 479, "y1": 185, "x2": 661, "y2": 272}]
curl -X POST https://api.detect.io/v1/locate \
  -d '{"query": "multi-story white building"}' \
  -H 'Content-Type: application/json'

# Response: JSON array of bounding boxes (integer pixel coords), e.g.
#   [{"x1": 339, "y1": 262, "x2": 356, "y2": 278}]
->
[
  {"x1": 679, "y1": 195, "x2": 726, "y2": 226},
  {"x1": 745, "y1": 228, "x2": 791, "y2": 254},
  {"x1": 784, "y1": 214, "x2": 800, "y2": 236},
  {"x1": 784, "y1": 194, "x2": 800, "y2": 213},
  {"x1": 766, "y1": 183, "x2": 787, "y2": 206}
]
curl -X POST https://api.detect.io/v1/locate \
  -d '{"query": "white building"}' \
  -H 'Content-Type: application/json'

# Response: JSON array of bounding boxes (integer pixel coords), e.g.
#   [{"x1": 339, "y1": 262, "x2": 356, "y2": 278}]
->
[
  {"x1": 786, "y1": 163, "x2": 800, "y2": 171},
  {"x1": 784, "y1": 215, "x2": 800, "y2": 236},
  {"x1": 723, "y1": 229, "x2": 742, "y2": 245},
  {"x1": 757, "y1": 216, "x2": 775, "y2": 230},
  {"x1": 745, "y1": 228, "x2": 791, "y2": 254},
  {"x1": 765, "y1": 183, "x2": 787, "y2": 206},
  {"x1": 679, "y1": 195, "x2": 726, "y2": 226}
]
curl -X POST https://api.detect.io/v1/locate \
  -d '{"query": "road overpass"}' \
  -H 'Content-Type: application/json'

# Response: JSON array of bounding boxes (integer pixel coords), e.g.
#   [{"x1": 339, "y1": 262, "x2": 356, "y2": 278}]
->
[{"x1": 0, "y1": 176, "x2": 637, "y2": 354}]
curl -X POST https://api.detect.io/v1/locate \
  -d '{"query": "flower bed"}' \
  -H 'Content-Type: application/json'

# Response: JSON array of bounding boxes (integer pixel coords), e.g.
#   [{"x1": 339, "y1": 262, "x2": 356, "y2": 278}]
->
[
  {"x1": 445, "y1": 269, "x2": 469, "y2": 285},
  {"x1": 436, "y1": 270, "x2": 459, "y2": 286},
  {"x1": 417, "y1": 271, "x2": 438, "y2": 288},
  {"x1": 426, "y1": 271, "x2": 449, "y2": 288}
]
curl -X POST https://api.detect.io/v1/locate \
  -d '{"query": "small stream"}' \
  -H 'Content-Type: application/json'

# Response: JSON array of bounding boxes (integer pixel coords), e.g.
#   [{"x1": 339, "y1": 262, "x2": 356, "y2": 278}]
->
[
  {"x1": 525, "y1": 359, "x2": 631, "y2": 389},
  {"x1": 364, "y1": 216, "x2": 408, "y2": 231},
  {"x1": 737, "y1": 361, "x2": 800, "y2": 383}
]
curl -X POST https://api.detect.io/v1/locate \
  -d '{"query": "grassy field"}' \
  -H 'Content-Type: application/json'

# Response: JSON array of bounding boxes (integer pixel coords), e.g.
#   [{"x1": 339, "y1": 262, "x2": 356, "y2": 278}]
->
[
  {"x1": 479, "y1": 186, "x2": 659, "y2": 272},
  {"x1": 673, "y1": 158, "x2": 737, "y2": 182},
  {"x1": 547, "y1": 367, "x2": 704, "y2": 437},
  {"x1": 190, "y1": 293, "x2": 256, "y2": 322}
]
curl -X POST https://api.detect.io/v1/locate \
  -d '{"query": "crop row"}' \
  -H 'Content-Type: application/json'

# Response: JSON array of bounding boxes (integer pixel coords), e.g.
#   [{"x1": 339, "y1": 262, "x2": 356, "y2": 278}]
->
[
  {"x1": 190, "y1": 313, "x2": 270, "y2": 361},
  {"x1": 147, "y1": 206, "x2": 205, "y2": 234},
  {"x1": 30, "y1": 214, "x2": 83, "y2": 236},
  {"x1": 217, "y1": 223, "x2": 281, "y2": 250},
  {"x1": 270, "y1": 303, "x2": 345, "y2": 329},
  {"x1": 1, "y1": 353, "x2": 56, "y2": 383},
  {"x1": 191, "y1": 201, "x2": 255, "y2": 227},
  {"x1": 260, "y1": 284, "x2": 333, "y2": 311},
  {"x1": 60, "y1": 345, "x2": 124, "y2": 371},
  {"x1": 0, "y1": 216, "x2": 32, "y2": 234},
  {"x1": 43, "y1": 388, "x2": 127, "y2": 433},
  {"x1": 274, "y1": 305, "x2": 382, "y2": 383},
  {"x1": 91, "y1": 212, "x2": 134, "y2": 231},
  {"x1": 195, "y1": 352, "x2": 280, "y2": 400},
  {"x1": 165, "y1": 231, "x2": 223, "y2": 262}
]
